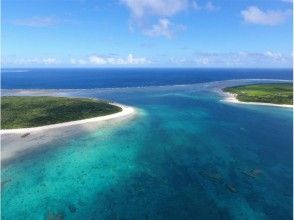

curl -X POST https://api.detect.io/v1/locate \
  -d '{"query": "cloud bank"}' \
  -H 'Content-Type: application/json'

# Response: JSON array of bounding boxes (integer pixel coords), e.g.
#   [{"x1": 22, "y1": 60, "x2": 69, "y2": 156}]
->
[
  {"x1": 168, "y1": 51, "x2": 293, "y2": 67},
  {"x1": 3, "y1": 57, "x2": 59, "y2": 65},
  {"x1": 70, "y1": 54, "x2": 151, "y2": 65},
  {"x1": 2, "y1": 51, "x2": 291, "y2": 67}
]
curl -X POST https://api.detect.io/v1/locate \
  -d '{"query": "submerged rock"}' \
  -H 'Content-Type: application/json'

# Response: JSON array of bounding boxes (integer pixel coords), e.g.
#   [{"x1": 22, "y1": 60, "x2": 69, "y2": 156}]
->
[
  {"x1": 226, "y1": 184, "x2": 237, "y2": 193},
  {"x1": 68, "y1": 204, "x2": 77, "y2": 213},
  {"x1": 251, "y1": 169, "x2": 262, "y2": 176},
  {"x1": 78, "y1": 199, "x2": 86, "y2": 206},
  {"x1": 21, "y1": 132, "x2": 30, "y2": 138},
  {"x1": 1, "y1": 178, "x2": 12, "y2": 188},
  {"x1": 242, "y1": 168, "x2": 262, "y2": 178},
  {"x1": 200, "y1": 171, "x2": 223, "y2": 182},
  {"x1": 46, "y1": 212, "x2": 64, "y2": 220}
]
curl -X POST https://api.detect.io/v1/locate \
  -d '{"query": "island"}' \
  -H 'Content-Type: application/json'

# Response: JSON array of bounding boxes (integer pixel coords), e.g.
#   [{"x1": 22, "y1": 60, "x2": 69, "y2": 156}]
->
[
  {"x1": 223, "y1": 83, "x2": 293, "y2": 106},
  {"x1": 1, "y1": 96, "x2": 124, "y2": 129}
]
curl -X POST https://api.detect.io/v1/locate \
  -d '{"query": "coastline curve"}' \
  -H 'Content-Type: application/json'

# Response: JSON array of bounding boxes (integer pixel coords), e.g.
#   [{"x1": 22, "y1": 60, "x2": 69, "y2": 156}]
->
[
  {"x1": 221, "y1": 92, "x2": 293, "y2": 108},
  {"x1": 1, "y1": 103, "x2": 137, "y2": 134}
]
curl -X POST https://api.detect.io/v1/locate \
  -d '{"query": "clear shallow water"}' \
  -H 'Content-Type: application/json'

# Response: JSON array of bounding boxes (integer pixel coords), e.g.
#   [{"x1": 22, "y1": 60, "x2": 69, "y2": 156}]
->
[{"x1": 1, "y1": 81, "x2": 293, "y2": 220}]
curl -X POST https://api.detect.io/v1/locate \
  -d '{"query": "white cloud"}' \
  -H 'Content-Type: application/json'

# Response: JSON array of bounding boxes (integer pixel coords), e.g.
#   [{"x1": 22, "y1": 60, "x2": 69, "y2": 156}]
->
[
  {"x1": 241, "y1": 6, "x2": 291, "y2": 26},
  {"x1": 192, "y1": 53, "x2": 241, "y2": 66},
  {"x1": 143, "y1": 18, "x2": 183, "y2": 38},
  {"x1": 125, "y1": 54, "x2": 149, "y2": 64},
  {"x1": 70, "y1": 54, "x2": 151, "y2": 66},
  {"x1": 147, "y1": 18, "x2": 186, "y2": 38},
  {"x1": 121, "y1": 0, "x2": 191, "y2": 38},
  {"x1": 281, "y1": 0, "x2": 293, "y2": 3},
  {"x1": 205, "y1": 1, "x2": 218, "y2": 11},
  {"x1": 42, "y1": 58, "x2": 59, "y2": 64},
  {"x1": 192, "y1": 1, "x2": 201, "y2": 10},
  {"x1": 121, "y1": 0, "x2": 218, "y2": 37},
  {"x1": 263, "y1": 51, "x2": 284, "y2": 61},
  {"x1": 2, "y1": 51, "x2": 291, "y2": 67},
  {"x1": 15, "y1": 57, "x2": 59, "y2": 65},
  {"x1": 12, "y1": 16, "x2": 58, "y2": 27},
  {"x1": 70, "y1": 58, "x2": 87, "y2": 65},
  {"x1": 168, "y1": 51, "x2": 292, "y2": 67},
  {"x1": 88, "y1": 55, "x2": 107, "y2": 65},
  {"x1": 193, "y1": 1, "x2": 219, "y2": 11},
  {"x1": 121, "y1": 0, "x2": 188, "y2": 18}
]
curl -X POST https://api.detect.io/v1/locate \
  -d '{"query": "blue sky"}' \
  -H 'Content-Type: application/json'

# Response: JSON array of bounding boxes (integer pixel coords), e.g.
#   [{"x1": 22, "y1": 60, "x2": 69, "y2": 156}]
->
[{"x1": 2, "y1": 0, "x2": 293, "y2": 68}]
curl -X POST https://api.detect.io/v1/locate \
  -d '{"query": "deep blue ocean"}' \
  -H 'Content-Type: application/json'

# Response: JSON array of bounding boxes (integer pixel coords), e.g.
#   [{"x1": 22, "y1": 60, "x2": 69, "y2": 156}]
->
[
  {"x1": 1, "y1": 68, "x2": 292, "y2": 89},
  {"x1": 1, "y1": 68, "x2": 293, "y2": 220}
]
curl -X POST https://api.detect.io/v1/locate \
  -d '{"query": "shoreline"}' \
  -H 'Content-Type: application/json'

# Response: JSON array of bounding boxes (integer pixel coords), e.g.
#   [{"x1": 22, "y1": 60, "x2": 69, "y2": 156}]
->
[
  {"x1": 222, "y1": 92, "x2": 293, "y2": 108},
  {"x1": 1, "y1": 103, "x2": 136, "y2": 134}
]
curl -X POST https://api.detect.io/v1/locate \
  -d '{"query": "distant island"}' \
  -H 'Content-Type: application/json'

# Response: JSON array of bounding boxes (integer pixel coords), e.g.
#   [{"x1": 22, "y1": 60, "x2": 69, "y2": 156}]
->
[
  {"x1": 223, "y1": 83, "x2": 293, "y2": 106},
  {"x1": 1, "y1": 96, "x2": 123, "y2": 129}
]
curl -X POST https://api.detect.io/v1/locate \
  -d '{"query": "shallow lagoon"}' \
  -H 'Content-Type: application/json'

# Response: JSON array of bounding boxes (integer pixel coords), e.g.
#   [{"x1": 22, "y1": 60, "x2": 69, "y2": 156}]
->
[{"x1": 1, "y1": 80, "x2": 293, "y2": 219}]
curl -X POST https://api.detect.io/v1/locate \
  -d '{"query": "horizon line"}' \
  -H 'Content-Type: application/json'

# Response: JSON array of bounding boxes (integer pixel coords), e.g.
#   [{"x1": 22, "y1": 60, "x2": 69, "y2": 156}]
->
[{"x1": 1, "y1": 67, "x2": 293, "y2": 70}]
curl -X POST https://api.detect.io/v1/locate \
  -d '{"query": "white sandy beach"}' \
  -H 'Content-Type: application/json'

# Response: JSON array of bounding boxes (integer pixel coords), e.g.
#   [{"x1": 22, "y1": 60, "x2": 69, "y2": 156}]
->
[
  {"x1": 222, "y1": 92, "x2": 293, "y2": 108},
  {"x1": 1, "y1": 103, "x2": 136, "y2": 134},
  {"x1": 1, "y1": 103, "x2": 137, "y2": 163}
]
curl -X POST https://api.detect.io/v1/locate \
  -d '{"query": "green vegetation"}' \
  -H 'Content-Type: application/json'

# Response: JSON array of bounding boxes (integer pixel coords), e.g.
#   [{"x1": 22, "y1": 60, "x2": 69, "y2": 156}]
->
[
  {"x1": 1, "y1": 96, "x2": 122, "y2": 129},
  {"x1": 223, "y1": 83, "x2": 293, "y2": 105}
]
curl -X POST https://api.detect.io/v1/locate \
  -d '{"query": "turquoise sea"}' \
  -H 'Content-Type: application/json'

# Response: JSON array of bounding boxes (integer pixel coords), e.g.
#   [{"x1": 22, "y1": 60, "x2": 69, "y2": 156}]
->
[{"x1": 1, "y1": 80, "x2": 293, "y2": 219}]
